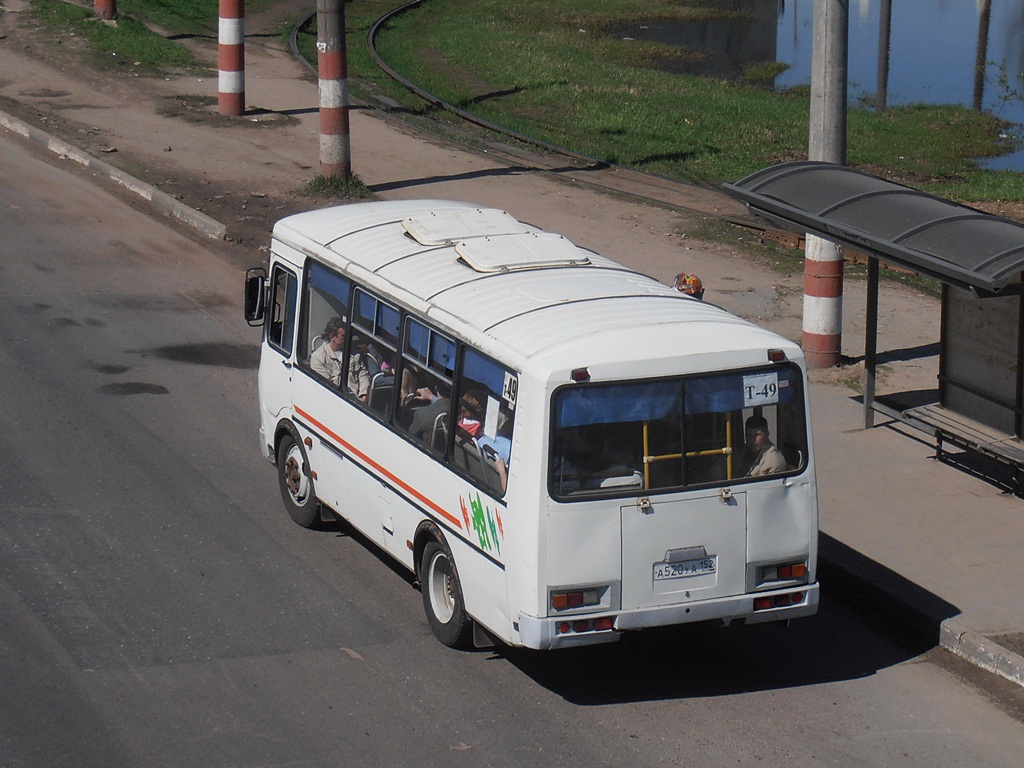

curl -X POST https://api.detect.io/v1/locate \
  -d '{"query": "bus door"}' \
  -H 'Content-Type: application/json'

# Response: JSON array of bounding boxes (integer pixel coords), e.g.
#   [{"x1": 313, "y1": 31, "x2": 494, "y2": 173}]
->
[
  {"x1": 620, "y1": 490, "x2": 747, "y2": 611},
  {"x1": 260, "y1": 263, "x2": 299, "y2": 424}
]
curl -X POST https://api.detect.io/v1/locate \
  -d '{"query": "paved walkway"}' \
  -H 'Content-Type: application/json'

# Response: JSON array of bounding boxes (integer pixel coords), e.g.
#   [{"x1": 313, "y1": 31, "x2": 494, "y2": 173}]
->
[{"x1": 1, "y1": 5, "x2": 1022, "y2": 685}]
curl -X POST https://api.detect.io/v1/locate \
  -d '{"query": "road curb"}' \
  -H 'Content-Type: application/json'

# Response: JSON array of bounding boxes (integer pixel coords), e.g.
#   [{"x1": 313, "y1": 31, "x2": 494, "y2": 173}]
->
[
  {"x1": 819, "y1": 533, "x2": 1024, "y2": 688},
  {"x1": 940, "y1": 618, "x2": 1024, "y2": 687},
  {"x1": 0, "y1": 109, "x2": 227, "y2": 240}
]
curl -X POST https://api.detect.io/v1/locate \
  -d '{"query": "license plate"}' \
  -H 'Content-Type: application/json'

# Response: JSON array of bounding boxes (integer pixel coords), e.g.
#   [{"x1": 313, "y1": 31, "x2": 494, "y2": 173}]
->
[{"x1": 653, "y1": 556, "x2": 717, "y2": 581}]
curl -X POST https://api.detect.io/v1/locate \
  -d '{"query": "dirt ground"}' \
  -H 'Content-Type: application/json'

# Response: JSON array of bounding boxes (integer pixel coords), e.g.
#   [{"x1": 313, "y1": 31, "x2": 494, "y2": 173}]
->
[{"x1": 0, "y1": 0, "x2": 945, "y2": 395}]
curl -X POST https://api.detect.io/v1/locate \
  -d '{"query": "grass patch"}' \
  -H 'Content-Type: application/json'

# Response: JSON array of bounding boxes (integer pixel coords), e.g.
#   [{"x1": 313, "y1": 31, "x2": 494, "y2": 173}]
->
[
  {"x1": 115, "y1": 0, "x2": 218, "y2": 36},
  {"x1": 741, "y1": 60, "x2": 789, "y2": 86},
  {"x1": 300, "y1": 173, "x2": 375, "y2": 200},
  {"x1": 28, "y1": 0, "x2": 195, "y2": 71},
  {"x1": 114, "y1": 0, "x2": 279, "y2": 36},
  {"x1": 354, "y1": 0, "x2": 1020, "y2": 198}
]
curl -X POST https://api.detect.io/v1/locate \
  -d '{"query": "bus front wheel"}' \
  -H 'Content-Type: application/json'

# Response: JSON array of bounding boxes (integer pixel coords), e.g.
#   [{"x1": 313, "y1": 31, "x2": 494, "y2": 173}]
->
[
  {"x1": 420, "y1": 539, "x2": 472, "y2": 648},
  {"x1": 276, "y1": 433, "x2": 319, "y2": 528}
]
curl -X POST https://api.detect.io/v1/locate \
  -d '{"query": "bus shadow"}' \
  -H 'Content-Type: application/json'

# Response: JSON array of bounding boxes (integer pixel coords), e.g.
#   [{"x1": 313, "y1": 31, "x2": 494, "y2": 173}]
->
[
  {"x1": 499, "y1": 601, "x2": 932, "y2": 704},
  {"x1": 320, "y1": 517, "x2": 946, "y2": 704},
  {"x1": 499, "y1": 587, "x2": 938, "y2": 704}
]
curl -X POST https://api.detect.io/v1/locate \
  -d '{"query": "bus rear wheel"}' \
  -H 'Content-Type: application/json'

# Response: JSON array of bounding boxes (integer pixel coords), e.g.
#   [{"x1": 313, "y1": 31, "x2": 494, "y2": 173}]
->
[
  {"x1": 420, "y1": 539, "x2": 472, "y2": 648},
  {"x1": 276, "y1": 433, "x2": 319, "y2": 528}
]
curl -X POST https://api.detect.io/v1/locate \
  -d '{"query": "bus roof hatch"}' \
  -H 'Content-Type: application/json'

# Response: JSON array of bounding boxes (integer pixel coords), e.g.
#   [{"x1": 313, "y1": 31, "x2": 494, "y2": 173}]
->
[
  {"x1": 403, "y1": 207, "x2": 532, "y2": 246},
  {"x1": 455, "y1": 231, "x2": 591, "y2": 273}
]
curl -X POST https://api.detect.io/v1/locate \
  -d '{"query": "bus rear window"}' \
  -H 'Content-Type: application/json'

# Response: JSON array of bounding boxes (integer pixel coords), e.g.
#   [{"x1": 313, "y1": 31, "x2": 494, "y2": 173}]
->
[{"x1": 550, "y1": 365, "x2": 807, "y2": 499}]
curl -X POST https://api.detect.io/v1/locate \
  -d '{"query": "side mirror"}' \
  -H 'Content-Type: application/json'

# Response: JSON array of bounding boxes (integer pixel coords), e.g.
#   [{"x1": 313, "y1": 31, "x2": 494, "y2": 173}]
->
[{"x1": 244, "y1": 267, "x2": 267, "y2": 326}]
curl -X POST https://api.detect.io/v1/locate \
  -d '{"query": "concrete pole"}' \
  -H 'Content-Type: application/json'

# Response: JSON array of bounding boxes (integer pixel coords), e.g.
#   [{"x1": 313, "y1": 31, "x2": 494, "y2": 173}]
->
[
  {"x1": 94, "y1": 0, "x2": 116, "y2": 21},
  {"x1": 803, "y1": 0, "x2": 848, "y2": 368},
  {"x1": 218, "y1": 0, "x2": 245, "y2": 117},
  {"x1": 974, "y1": 0, "x2": 992, "y2": 112},
  {"x1": 317, "y1": 0, "x2": 352, "y2": 179},
  {"x1": 876, "y1": 0, "x2": 891, "y2": 110}
]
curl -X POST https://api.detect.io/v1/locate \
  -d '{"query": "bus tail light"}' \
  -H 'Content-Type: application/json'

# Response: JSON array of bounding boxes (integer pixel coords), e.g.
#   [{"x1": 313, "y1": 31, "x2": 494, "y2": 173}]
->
[
  {"x1": 759, "y1": 560, "x2": 808, "y2": 584},
  {"x1": 551, "y1": 588, "x2": 601, "y2": 611},
  {"x1": 556, "y1": 616, "x2": 616, "y2": 635},
  {"x1": 754, "y1": 591, "x2": 805, "y2": 612}
]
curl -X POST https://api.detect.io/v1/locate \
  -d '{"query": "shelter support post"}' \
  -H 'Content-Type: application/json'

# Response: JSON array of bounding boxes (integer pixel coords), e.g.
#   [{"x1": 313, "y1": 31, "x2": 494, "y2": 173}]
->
[{"x1": 863, "y1": 256, "x2": 879, "y2": 429}]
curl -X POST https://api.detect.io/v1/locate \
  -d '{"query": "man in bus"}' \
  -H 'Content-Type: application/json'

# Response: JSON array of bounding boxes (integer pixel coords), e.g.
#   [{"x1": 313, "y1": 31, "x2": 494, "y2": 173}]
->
[
  {"x1": 311, "y1": 317, "x2": 371, "y2": 401},
  {"x1": 743, "y1": 415, "x2": 787, "y2": 476},
  {"x1": 408, "y1": 382, "x2": 451, "y2": 443}
]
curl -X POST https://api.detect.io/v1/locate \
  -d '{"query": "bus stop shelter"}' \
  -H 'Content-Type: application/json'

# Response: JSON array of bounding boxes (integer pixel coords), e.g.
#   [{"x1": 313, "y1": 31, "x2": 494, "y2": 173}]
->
[{"x1": 723, "y1": 161, "x2": 1024, "y2": 492}]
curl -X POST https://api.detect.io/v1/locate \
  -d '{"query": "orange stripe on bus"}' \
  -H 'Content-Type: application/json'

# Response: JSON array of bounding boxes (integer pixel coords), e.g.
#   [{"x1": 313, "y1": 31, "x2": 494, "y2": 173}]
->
[{"x1": 294, "y1": 405, "x2": 463, "y2": 530}]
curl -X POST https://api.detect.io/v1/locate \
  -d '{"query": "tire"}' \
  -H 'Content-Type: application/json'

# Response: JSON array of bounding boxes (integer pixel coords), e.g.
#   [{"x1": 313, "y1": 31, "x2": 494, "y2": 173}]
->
[
  {"x1": 420, "y1": 538, "x2": 472, "y2": 648},
  {"x1": 276, "y1": 432, "x2": 320, "y2": 528}
]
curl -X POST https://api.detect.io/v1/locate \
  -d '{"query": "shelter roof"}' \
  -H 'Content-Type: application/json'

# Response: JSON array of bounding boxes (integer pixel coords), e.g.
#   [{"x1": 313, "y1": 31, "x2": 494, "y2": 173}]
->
[{"x1": 723, "y1": 161, "x2": 1024, "y2": 296}]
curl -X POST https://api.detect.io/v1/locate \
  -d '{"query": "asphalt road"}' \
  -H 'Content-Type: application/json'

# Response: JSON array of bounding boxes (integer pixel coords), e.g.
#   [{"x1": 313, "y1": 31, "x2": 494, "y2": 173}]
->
[{"x1": 2, "y1": 136, "x2": 1024, "y2": 768}]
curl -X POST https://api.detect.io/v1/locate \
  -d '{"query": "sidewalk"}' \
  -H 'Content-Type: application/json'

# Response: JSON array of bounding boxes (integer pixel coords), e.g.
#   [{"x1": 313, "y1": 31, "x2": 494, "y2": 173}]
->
[{"x1": 2, "y1": 6, "x2": 1022, "y2": 685}]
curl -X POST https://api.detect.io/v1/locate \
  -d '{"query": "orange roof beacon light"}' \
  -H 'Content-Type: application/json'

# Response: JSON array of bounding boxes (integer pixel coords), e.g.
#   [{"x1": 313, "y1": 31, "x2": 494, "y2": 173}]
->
[{"x1": 674, "y1": 272, "x2": 705, "y2": 300}]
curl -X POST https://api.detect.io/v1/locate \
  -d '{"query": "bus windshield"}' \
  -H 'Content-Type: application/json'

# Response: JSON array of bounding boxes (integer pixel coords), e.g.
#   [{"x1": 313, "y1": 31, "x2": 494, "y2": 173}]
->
[{"x1": 550, "y1": 364, "x2": 807, "y2": 498}]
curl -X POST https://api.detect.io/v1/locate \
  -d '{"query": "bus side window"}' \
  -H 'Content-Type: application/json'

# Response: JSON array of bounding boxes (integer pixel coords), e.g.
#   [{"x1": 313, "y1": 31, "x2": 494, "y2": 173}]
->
[
  {"x1": 302, "y1": 262, "x2": 351, "y2": 383},
  {"x1": 454, "y1": 348, "x2": 516, "y2": 496},
  {"x1": 351, "y1": 289, "x2": 401, "y2": 417},
  {"x1": 397, "y1": 318, "x2": 455, "y2": 453},
  {"x1": 268, "y1": 266, "x2": 297, "y2": 355}
]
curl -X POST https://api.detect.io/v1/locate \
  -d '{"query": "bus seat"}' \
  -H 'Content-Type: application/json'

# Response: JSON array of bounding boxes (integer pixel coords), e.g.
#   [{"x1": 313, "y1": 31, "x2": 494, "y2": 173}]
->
[
  {"x1": 453, "y1": 434, "x2": 479, "y2": 473},
  {"x1": 369, "y1": 373, "x2": 395, "y2": 417},
  {"x1": 429, "y1": 412, "x2": 449, "y2": 454},
  {"x1": 781, "y1": 443, "x2": 803, "y2": 471},
  {"x1": 454, "y1": 435, "x2": 504, "y2": 492}
]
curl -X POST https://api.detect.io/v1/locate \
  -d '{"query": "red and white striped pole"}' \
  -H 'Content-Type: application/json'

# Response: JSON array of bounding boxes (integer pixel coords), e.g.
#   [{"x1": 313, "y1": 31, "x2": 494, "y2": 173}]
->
[
  {"x1": 802, "y1": 236, "x2": 844, "y2": 368},
  {"x1": 317, "y1": 0, "x2": 351, "y2": 179},
  {"x1": 218, "y1": 0, "x2": 245, "y2": 117},
  {"x1": 803, "y1": 0, "x2": 848, "y2": 368},
  {"x1": 94, "y1": 0, "x2": 116, "y2": 21}
]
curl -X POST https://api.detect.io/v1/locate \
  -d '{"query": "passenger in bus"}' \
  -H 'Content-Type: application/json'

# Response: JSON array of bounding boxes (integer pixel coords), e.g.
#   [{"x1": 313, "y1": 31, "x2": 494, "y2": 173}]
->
[
  {"x1": 743, "y1": 415, "x2": 787, "y2": 476},
  {"x1": 354, "y1": 334, "x2": 392, "y2": 378},
  {"x1": 457, "y1": 390, "x2": 511, "y2": 493},
  {"x1": 457, "y1": 390, "x2": 485, "y2": 437},
  {"x1": 310, "y1": 317, "x2": 371, "y2": 401},
  {"x1": 478, "y1": 426, "x2": 511, "y2": 493},
  {"x1": 400, "y1": 366, "x2": 424, "y2": 408},
  {"x1": 408, "y1": 382, "x2": 451, "y2": 441},
  {"x1": 394, "y1": 366, "x2": 424, "y2": 429}
]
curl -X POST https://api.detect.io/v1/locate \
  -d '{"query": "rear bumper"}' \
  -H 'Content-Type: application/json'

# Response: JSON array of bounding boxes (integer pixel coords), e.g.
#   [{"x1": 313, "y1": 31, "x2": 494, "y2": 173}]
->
[{"x1": 516, "y1": 583, "x2": 819, "y2": 650}]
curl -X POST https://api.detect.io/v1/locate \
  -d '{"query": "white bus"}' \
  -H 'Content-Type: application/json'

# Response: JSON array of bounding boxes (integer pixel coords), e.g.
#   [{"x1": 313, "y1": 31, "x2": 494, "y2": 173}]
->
[{"x1": 244, "y1": 200, "x2": 819, "y2": 650}]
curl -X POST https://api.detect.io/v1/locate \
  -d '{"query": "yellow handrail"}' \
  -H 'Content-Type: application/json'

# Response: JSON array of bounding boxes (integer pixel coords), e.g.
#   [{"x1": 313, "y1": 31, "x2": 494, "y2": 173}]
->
[
  {"x1": 641, "y1": 418, "x2": 736, "y2": 486},
  {"x1": 643, "y1": 421, "x2": 651, "y2": 489},
  {"x1": 726, "y1": 418, "x2": 733, "y2": 479}
]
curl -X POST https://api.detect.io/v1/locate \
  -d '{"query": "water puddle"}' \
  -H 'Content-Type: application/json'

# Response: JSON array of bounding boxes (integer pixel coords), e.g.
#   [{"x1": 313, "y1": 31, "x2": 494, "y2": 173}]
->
[{"x1": 610, "y1": 0, "x2": 1024, "y2": 169}]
